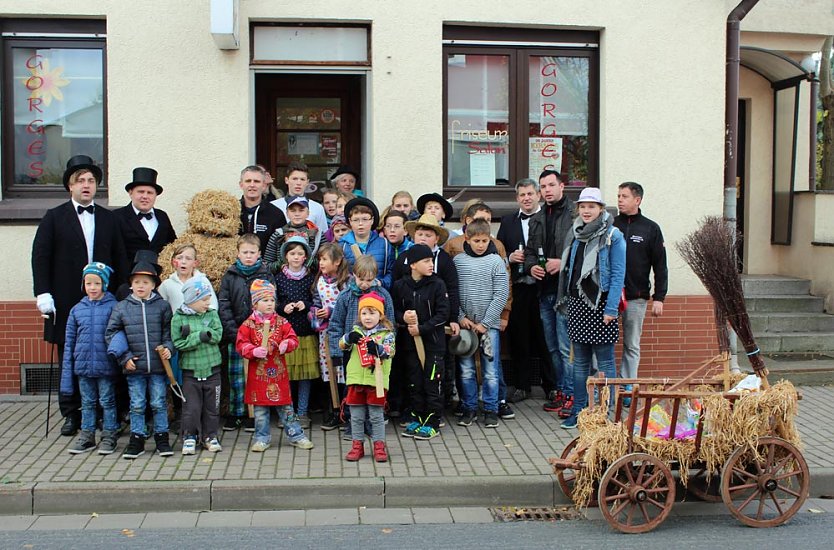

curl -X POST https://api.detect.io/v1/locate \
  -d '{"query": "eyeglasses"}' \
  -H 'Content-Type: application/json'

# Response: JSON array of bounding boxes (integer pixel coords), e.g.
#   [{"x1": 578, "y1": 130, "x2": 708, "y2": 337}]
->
[{"x1": 351, "y1": 217, "x2": 373, "y2": 224}]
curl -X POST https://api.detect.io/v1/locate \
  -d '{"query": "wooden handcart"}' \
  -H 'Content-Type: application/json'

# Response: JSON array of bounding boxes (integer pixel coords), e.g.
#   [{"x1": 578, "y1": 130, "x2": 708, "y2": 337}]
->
[{"x1": 549, "y1": 354, "x2": 809, "y2": 534}]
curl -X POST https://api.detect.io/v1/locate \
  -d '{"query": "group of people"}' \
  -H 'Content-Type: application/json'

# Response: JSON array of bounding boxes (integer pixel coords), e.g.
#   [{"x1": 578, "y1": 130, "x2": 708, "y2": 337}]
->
[{"x1": 32, "y1": 155, "x2": 666, "y2": 462}]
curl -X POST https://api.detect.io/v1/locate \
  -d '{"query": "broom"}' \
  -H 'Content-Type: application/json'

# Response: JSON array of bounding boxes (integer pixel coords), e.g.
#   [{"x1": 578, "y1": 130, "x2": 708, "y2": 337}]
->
[{"x1": 676, "y1": 216, "x2": 769, "y2": 386}]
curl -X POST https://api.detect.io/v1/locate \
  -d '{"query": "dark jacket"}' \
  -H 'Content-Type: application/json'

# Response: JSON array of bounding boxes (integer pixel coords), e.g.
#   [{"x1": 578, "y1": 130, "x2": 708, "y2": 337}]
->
[
  {"x1": 274, "y1": 269, "x2": 316, "y2": 337},
  {"x1": 390, "y1": 273, "x2": 450, "y2": 353},
  {"x1": 613, "y1": 209, "x2": 668, "y2": 302},
  {"x1": 113, "y1": 204, "x2": 178, "y2": 263},
  {"x1": 31, "y1": 201, "x2": 129, "y2": 344},
  {"x1": 60, "y1": 292, "x2": 119, "y2": 394},
  {"x1": 105, "y1": 292, "x2": 173, "y2": 375},
  {"x1": 393, "y1": 247, "x2": 460, "y2": 324},
  {"x1": 239, "y1": 199, "x2": 287, "y2": 253},
  {"x1": 218, "y1": 262, "x2": 275, "y2": 341},
  {"x1": 524, "y1": 196, "x2": 576, "y2": 296},
  {"x1": 498, "y1": 210, "x2": 538, "y2": 285}
]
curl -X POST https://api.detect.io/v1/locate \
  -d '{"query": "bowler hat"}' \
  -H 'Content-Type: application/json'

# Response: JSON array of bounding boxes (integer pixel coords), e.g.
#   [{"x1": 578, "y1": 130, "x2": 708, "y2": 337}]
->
[
  {"x1": 62, "y1": 155, "x2": 102, "y2": 191},
  {"x1": 416, "y1": 193, "x2": 453, "y2": 221},
  {"x1": 129, "y1": 261, "x2": 161, "y2": 287},
  {"x1": 449, "y1": 329, "x2": 478, "y2": 358},
  {"x1": 404, "y1": 213, "x2": 450, "y2": 246},
  {"x1": 125, "y1": 167, "x2": 163, "y2": 195},
  {"x1": 343, "y1": 197, "x2": 380, "y2": 229},
  {"x1": 331, "y1": 165, "x2": 360, "y2": 183}
]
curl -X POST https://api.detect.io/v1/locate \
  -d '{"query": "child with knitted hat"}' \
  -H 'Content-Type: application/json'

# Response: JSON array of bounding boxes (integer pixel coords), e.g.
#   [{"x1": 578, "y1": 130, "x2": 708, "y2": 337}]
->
[
  {"x1": 236, "y1": 278, "x2": 314, "y2": 452},
  {"x1": 172, "y1": 276, "x2": 224, "y2": 455},
  {"x1": 339, "y1": 291, "x2": 395, "y2": 462},
  {"x1": 63, "y1": 262, "x2": 119, "y2": 455}
]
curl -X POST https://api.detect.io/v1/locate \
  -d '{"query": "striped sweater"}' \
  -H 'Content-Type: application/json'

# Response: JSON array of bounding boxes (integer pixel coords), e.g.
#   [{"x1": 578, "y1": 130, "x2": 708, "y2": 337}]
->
[{"x1": 453, "y1": 251, "x2": 509, "y2": 329}]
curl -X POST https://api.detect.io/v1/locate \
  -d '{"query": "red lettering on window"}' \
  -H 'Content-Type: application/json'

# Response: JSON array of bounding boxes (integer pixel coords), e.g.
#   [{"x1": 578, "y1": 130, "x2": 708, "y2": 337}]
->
[
  {"x1": 541, "y1": 123, "x2": 558, "y2": 137},
  {"x1": 542, "y1": 144, "x2": 559, "y2": 158},
  {"x1": 27, "y1": 140, "x2": 45, "y2": 155},
  {"x1": 541, "y1": 63, "x2": 557, "y2": 77},
  {"x1": 25, "y1": 54, "x2": 44, "y2": 70},
  {"x1": 26, "y1": 119, "x2": 44, "y2": 134},
  {"x1": 540, "y1": 82, "x2": 558, "y2": 97},
  {"x1": 25, "y1": 75, "x2": 43, "y2": 91},
  {"x1": 28, "y1": 161, "x2": 44, "y2": 178},
  {"x1": 542, "y1": 103, "x2": 557, "y2": 118},
  {"x1": 28, "y1": 97, "x2": 44, "y2": 113}
]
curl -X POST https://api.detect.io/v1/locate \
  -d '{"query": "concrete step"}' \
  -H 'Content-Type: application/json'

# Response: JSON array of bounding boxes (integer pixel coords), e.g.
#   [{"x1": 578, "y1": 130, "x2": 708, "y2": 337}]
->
[
  {"x1": 754, "y1": 352, "x2": 834, "y2": 386},
  {"x1": 750, "y1": 312, "x2": 834, "y2": 333},
  {"x1": 755, "y1": 332, "x2": 834, "y2": 353},
  {"x1": 742, "y1": 275, "x2": 811, "y2": 296},
  {"x1": 745, "y1": 295, "x2": 825, "y2": 313}
]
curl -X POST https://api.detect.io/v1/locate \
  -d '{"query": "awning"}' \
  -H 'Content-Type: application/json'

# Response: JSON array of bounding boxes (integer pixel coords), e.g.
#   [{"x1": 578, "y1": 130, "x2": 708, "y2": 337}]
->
[{"x1": 740, "y1": 46, "x2": 815, "y2": 89}]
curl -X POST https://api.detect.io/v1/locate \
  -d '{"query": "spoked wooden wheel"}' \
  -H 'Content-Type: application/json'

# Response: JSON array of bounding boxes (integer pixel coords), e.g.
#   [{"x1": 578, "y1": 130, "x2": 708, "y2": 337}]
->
[
  {"x1": 687, "y1": 463, "x2": 723, "y2": 503},
  {"x1": 721, "y1": 436, "x2": 809, "y2": 528},
  {"x1": 598, "y1": 453, "x2": 676, "y2": 533},
  {"x1": 556, "y1": 437, "x2": 598, "y2": 506}
]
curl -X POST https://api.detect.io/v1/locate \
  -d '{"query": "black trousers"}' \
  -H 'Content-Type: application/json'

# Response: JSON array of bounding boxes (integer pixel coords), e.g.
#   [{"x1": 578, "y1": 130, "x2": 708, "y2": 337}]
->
[
  {"x1": 181, "y1": 370, "x2": 221, "y2": 440},
  {"x1": 507, "y1": 283, "x2": 548, "y2": 392},
  {"x1": 404, "y1": 349, "x2": 444, "y2": 429}
]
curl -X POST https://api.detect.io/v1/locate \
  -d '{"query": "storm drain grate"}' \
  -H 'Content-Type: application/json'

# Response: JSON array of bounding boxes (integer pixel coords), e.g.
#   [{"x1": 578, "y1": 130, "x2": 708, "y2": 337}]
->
[{"x1": 491, "y1": 506, "x2": 580, "y2": 522}]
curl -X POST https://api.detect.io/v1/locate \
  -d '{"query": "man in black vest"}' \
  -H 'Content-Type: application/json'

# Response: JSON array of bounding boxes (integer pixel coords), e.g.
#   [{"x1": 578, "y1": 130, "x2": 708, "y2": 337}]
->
[
  {"x1": 31, "y1": 155, "x2": 129, "y2": 436},
  {"x1": 238, "y1": 164, "x2": 286, "y2": 251},
  {"x1": 114, "y1": 167, "x2": 177, "y2": 265},
  {"x1": 497, "y1": 178, "x2": 545, "y2": 403}
]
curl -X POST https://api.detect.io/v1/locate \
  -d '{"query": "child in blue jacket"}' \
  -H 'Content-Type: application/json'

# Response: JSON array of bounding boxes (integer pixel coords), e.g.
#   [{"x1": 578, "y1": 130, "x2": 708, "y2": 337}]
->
[{"x1": 62, "y1": 263, "x2": 119, "y2": 455}]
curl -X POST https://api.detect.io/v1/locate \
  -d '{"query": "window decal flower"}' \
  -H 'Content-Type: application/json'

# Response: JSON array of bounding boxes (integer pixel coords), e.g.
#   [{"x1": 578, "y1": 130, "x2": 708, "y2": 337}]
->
[{"x1": 20, "y1": 57, "x2": 69, "y2": 107}]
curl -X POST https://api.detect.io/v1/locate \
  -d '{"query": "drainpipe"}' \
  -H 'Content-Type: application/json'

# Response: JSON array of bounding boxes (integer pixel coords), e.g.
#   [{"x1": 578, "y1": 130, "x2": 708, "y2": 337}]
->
[{"x1": 724, "y1": 0, "x2": 760, "y2": 370}]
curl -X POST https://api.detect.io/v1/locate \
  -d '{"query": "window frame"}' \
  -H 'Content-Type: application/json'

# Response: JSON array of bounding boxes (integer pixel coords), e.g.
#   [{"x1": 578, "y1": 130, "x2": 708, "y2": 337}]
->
[
  {"x1": 442, "y1": 29, "x2": 599, "y2": 202},
  {"x1": 1, "y1": 19, "x2": 107, "y2": 199}
]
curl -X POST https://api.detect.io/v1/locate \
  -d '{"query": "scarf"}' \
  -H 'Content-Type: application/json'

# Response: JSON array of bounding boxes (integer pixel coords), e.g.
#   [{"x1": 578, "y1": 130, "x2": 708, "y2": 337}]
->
[
  {"x1": 235, "y1": 258, "x2": 263, "y2": 276},
  {"x1": 252, "y1": 311, "x2": 277, "y2": 324},
  {"x1": 557, "y1": 211, "x2": 613, "y2": 310},
  {"x1": 281, "y1": 265, "x2": 308, "y2": 280}
]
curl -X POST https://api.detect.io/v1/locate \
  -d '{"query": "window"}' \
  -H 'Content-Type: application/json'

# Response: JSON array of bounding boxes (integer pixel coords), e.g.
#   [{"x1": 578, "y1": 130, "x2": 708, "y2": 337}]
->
[
  {"x1": 443, "y1": 26, "x2": 598, "y2": 197},
  {"x1": 1, "y1": 19, "x2": 106, "y2": 197}
]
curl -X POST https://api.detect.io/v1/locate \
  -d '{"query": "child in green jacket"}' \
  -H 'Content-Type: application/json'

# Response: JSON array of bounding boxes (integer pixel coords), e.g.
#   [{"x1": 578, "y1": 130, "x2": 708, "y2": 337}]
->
[{"x1": 172, "y1": 277, "x2": 224, "y2": 455}]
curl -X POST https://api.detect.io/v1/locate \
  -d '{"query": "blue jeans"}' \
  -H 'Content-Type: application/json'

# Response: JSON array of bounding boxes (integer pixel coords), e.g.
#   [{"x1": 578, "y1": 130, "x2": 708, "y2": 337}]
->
[
  {"x1": 620, "y1": 298, "x2": 648, "y2": 379},
  {"x1": 569, "y1": 342, "x2": 617, "y2": 419},
  {"x1": 253, "y1": 404, "x2": 306, "y2": 445},
  {"x1": 459, "y1": 328, "x2": 500, "y2": 413},
  {"x1": 296, "y1": 380, "x2": 311, "y2": 417},
  {"x1": 78, "y1": 376, "x2": 117, "y2": 433},
  {"x1": 126, "y1": 374, "x2": 168, "y2": 436},
  {"x1": 540, "y1": 294, "x2": 573, "y2": 396}
]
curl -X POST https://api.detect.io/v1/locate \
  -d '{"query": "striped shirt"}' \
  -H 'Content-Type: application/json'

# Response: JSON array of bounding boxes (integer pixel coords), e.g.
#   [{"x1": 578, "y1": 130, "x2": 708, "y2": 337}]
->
[{"x1": 453, "y1": 252, "x2": 509, "y2": 329}]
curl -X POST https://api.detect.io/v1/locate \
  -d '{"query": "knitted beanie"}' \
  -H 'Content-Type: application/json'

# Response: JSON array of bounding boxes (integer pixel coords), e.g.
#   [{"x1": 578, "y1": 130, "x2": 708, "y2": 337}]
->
[
  {"x1": 81, "y1": 262, "x2": 113, "y2": 289},
  {"x1": 250, "y1": 278, "x2": 276, "y2": 305},
  {"x1": 358, "y1": 291, "x2": 385, "y2": 316},
  {"x1": 182, "y1": 276, "x2": 213, "y2": 306}
]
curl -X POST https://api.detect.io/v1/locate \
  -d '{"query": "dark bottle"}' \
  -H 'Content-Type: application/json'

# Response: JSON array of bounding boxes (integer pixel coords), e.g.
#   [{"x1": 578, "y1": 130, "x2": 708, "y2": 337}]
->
[{"x1": 537, "y1": 247, "x2": 547, "y2": 270}]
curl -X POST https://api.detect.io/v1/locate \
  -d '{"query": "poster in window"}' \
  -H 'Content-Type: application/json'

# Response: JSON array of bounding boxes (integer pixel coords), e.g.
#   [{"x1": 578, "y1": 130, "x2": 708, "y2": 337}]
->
[
  {"x1": 529, "y1": 137, "x2": 562, "y2": 177},
  {"x1": 288, "y1": 133, "x2": 319, "y2": 155},
  {"x1": 469, "y1": 153, "x2": 496, "y2": 186}
]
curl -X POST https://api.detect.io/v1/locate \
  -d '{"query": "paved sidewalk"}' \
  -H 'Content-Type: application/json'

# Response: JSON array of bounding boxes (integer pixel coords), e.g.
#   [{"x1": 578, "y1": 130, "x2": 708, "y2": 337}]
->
[{"x1": 1, "y1": 385, "x2": 833, "y2": 514}]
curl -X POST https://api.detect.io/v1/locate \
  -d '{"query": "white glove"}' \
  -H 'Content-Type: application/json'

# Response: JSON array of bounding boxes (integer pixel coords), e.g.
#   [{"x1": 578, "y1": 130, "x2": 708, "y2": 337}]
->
[{"x1": 36, "y1": 293, "x2": 55, "y2": 315}]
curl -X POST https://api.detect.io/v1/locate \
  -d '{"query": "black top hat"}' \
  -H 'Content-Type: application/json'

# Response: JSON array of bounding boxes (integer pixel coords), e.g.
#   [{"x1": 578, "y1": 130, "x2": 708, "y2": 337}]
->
[
  {"x1": 343, "y1": 196, "x2": 380, "y2": 229},
  {"x1": 129, "y1": 261, "x2": 161, "y2": 288},
  {"x1": 62, "y1": 155, "x2": 102, "y2": 191},
  {"x1": 132, "y1": 250, "x2": 162, "y2": 276},
  {"x1": 416, "y1": 193, "x2": 453, "y2": 221},
  {"x1": 331, "y1": 165, "x2": 360, "y2": 183},
  {"x1": 125, "y1": 167, "x2": 163, "y2": 195}
]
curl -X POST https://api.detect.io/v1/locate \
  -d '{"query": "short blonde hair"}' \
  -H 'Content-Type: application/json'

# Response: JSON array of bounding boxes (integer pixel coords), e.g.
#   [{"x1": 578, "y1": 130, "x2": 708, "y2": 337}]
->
[{"x1": 353, "y1": 255, "x2": 378, "y2": 279}]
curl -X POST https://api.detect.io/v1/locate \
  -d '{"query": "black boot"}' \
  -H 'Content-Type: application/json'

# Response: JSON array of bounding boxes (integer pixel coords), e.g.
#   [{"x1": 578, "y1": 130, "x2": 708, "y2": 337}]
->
[
  {"x1": 154, "y1": 432, "x2": 173, "y2": 457},
  {"x1": 122, "y1": 433, "x2": 145, "y2": 459},
  {"x1": 60, "y1": 414, "x2": 80, "y2": 437}
]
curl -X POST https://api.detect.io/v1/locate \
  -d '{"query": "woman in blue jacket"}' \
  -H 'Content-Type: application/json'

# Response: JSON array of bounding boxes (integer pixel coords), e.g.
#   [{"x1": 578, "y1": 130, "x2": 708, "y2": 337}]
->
[{"x1": 556, "y1": 188, "x2": 626, "y2": 429}]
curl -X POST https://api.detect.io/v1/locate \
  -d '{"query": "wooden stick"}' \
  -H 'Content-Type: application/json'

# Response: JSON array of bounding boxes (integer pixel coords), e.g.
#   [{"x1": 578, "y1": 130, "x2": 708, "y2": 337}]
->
[
  {"x1": 414, "y1": 334, "x2": 426, "y2": 369},
  {"x1": 322, "y1": 338, "x2": 340, "y2": 409},
  {"x1": 374, "y1": 357, "x2": 385, "y2": 398},
  {"x1": 155, "y1": 345, "x2": 185, "y2": 402},
  {"x1": 242, "y1": 358, "x2": 254, "y2": 418}
]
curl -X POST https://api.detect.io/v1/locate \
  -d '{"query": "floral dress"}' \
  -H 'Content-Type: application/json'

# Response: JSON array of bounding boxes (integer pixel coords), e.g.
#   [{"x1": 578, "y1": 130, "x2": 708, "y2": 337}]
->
[{"x1": 310, "y1": 274, "x2": 345, "y2": 383}]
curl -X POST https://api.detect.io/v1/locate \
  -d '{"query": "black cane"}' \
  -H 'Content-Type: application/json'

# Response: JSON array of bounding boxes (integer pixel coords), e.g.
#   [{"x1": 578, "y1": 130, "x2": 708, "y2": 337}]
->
[{"x1": 43, "y1": 311, "x2": 55, "y2": 438}]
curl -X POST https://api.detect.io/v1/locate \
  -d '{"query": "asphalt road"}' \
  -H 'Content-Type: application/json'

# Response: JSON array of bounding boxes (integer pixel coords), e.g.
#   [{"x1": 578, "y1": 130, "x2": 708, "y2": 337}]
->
[{"x1": 4, "y1": 514, "x2": 833, "y2": 549}]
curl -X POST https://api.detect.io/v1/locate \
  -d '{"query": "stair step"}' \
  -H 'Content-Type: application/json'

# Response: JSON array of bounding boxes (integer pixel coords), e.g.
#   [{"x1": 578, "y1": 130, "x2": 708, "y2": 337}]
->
[
  {"x1": 757, "y1": 352, "x2": 834, "y2": 386},
  {"x1": 745, "y1": 295, "x2": 824, "y2": 313},
  {"x1": 750, "y1": 312, "x2": 834, "y2": 333},
  {"x1": 742, "y1": 275, "x2": 811, "y2": 296},
  {"x1": 754, "y1": 332, "x2": 834, "y2": 353}
]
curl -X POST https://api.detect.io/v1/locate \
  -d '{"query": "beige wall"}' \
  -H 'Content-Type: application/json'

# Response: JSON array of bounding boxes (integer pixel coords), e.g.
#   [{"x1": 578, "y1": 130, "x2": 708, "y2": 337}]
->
[{"x1": 1, "y1": 0, "x2": 831, "y2": 301}]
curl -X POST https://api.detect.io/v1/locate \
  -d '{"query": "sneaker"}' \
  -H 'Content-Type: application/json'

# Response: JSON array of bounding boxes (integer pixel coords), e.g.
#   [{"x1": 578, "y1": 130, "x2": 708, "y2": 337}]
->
[
  {"x1": 98, "y1": 431, "x2": 117, "y2": 455},
  {"x1": 243, "y1": 416, "x2": 255, "y2": 432},
  {"x1": 558, "y1": 396, "x2": 575, "y2": 419},
  {"x1": 457, "y1": 410, "x2": 477, "y2": 427},
  {"x1": 182, "y1": 438, "x2": 197, "y2": 456},
  {"x1": 122, "y1": 433, "x2": 145, "y2": 459},
  {"x1": 60, "y1": 415, "x2": 80, "y2": 437},
  {"x1": 321, "y1": 412, "x2": 343, "y2": 431},
  {"x1": 297, "y1": 415, "x2": 312, "y2": 429},
  {"x1": 453, "y1": 401, "x2": 465, "y2": 417},
  {"x1": 401, "y1": 421, "x2": 421, "y2": 438},
  {"x1": 223, "y1": 416, "x2": 242, "y2": 431},
  {"x1": 560, "y1": 416, "x2": 578, "y2": 429},
  {"x1": 484, "y1": 412, "x2": 499, "y2": 428},
  {"x1": 345, "y1": 440, "x2": 365, "y2": 461},
  {"x1": 203, "y1": 437, "x2": 222, "y2": 452},
  {"x1": 414, "y1": 426, "x2": 439, "y2": 440},
  {"x1": 68, "y1": 430, "x2": 96, "y2": 454},
  {"x1": 250, "y1": 440, "x2": 271, "y2": 452},
  {"x1": 291, "y1": 437, "x2": 314, "y2": 450},
  {"x1": 155, "y1": 433, "x2": 173, "y2": 457},
  {"x1": 438, "y1": 418, "x2": 446, "y2": 428},
  {"x1": 508, "y1": 388, "x2": 529, "y2": 403},
  {"x1": 543, "y1": 391, "x2": 565, "y2": 412},
  {"x1": 373, "y1": 441, "x2": 388, "y2": 462},
  {"x1": 498, "y1": 402, "x2": 515, "y2": 420}
]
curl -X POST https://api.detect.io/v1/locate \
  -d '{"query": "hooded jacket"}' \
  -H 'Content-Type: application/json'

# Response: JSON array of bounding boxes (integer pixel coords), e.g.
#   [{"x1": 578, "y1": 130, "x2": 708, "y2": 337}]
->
[
  {"x1": 613, "y1": 209, "x2": 668, "y2": 302},
  {"x1": 239, "y1": 198, "x2": 287, "y2": 253},
  {"x1": 60, "y1": 292, "x2": 119, "y2": 394},
  {"x1": 105, "y1": 292, "x2": 173, "y2": 375},
  {"x1": 218, "y1": 261, "x2": 275, "y2": 342},
  {"x1": 390, "y1": 272, "x2": 450, "y2": 353},
  {"x1": 392, "y1": 246, "x2": 460, "y2": 324}
]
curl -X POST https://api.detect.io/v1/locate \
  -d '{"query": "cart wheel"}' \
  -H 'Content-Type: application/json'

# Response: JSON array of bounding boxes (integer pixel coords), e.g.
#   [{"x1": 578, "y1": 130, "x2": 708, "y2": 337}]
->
[
  {"x1": 721, "y1": 436, "x2": 809, "y2": 528},
  {"x1": 687, "y1": 464, "x2": 723, "y2": 503},
  {"x1": 556, "y1": 437, "x2": 598, "y2": 507},
  {"x1": 598, "y1": 453, "x2": 675, "y2": 533}
]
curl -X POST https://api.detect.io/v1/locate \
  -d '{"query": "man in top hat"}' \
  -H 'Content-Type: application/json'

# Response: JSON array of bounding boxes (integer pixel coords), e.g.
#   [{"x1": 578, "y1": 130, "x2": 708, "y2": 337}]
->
[
  {"x1": 31, "y1": 155, "x2": 129, "y2": 436},
  {"x1": 114, "y1": 167, "x2": 177, "y2": 265}
]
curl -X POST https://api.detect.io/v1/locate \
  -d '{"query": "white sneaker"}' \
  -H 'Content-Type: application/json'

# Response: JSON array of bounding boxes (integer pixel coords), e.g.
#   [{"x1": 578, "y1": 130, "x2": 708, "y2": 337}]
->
[
  {"x1": 182, "y1": 438, "x2": 197, "y2": 455},
  {"x1": 203, "y1": 437, "x2": 222, "y2": 452},
  {"x1": 250, "y1": 440, "x2": 271, "y2": 452},
  {"x1": 290, "y1": 437, "x2": 314, "y2": 450}
]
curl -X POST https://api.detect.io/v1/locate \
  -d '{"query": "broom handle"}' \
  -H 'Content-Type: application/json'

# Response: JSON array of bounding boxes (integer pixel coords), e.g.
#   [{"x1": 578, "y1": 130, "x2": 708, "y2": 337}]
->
[
  {"x1": 323, "y1": 338, "x2": 340, "y2": 408},
  {"x1": 374, "y1": 356, "x2": 385, "y2": 398}
]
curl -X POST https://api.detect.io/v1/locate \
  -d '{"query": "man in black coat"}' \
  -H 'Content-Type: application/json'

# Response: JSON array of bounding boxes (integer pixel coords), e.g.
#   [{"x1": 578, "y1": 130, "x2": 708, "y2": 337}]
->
[
  {"x1": 237, "y1": 164, "x2": 286, "y2": 251},
  {"x1": 31, "y1": 155, "x2": 129, "y2": 436},
  {"x1": 113, "y1": 167, "x2": 177, "y2": 266}
]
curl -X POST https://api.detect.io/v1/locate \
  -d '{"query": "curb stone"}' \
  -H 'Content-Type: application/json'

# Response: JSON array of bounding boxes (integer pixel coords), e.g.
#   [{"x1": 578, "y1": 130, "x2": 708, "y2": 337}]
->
[
  {"x1": 212, "y1": 478, "x2": 385, "y2": 510},
  {"x1": 33, "y1": 481, "x2": 211, "y2": 515},
  {"x1": 0, "y1": 483, "x2": 34, "y2": 515}
]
